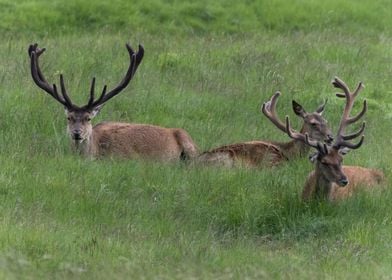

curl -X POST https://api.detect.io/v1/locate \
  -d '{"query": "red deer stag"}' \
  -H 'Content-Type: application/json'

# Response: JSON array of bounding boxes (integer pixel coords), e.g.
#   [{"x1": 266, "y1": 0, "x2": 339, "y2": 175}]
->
[
  {"x1": 197, "y1": 92, "x2": 333, "y2": 167},
  {"x1": 28, "y1": 43, "x2": 197, "y2": 160},
  {"x1": 285, "y1": 77, "x2": 384, "y2": 201}
]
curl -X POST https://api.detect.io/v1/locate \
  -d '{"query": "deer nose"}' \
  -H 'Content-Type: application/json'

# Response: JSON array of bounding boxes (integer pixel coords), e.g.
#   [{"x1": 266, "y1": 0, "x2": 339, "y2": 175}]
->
[
  {"x1": 72, "y1": 130, "x2": 82, "y2": 140},
  {"x1": 338, "y1": 177, "x2": 348, "y2": 187}
]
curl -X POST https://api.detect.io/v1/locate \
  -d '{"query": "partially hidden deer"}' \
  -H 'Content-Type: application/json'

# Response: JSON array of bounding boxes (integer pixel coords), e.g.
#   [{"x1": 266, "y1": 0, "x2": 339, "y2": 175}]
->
[
  {"x1": 197, "y1": 92, "x2": 333, "y2": 167},
  {"x1": 28, "y1": 43, "x2": 197, "y2": 161},
  {"x1": 285, "y1": 77, "x2": 385, "y2": 201}
]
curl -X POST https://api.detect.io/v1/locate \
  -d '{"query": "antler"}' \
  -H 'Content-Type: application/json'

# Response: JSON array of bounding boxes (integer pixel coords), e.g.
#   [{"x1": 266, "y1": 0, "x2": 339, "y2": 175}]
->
[
  {"x1": 28, "y1": 43, "x2": 74, "y2": 108},
  {"x1": 85, "y1": 43, "x2": 144, "y2": 110},
  {"x1": 29, "y1": 43, "x2": 144, "y2": 111},
  {"x1": 262, "y1": 91, "x2": 328, "y2": 155},
  {"x1": 261, "y1": 91, "x2": 287, "y2": 133},
  {"x1": 332, "y1": 77, "x2": 367, "y2": 150},
  {"x1": 315, "y1": 99, "x2": 328, "y2": 114}
]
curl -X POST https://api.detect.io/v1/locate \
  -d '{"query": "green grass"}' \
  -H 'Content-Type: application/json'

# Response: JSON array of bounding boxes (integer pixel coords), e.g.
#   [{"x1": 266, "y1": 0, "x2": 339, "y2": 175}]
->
[{"x1": 0, "y1": 0, "x2": 392, "y2": 279}]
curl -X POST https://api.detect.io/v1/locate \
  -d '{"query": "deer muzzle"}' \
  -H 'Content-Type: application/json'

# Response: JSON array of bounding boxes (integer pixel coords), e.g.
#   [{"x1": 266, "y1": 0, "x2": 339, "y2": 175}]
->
[
  {"x1": 71, "y1": 130, "x2": 82, "y2": 141},
  {"x1": 338, "y1": 177, "x2": 349, "y2": 187}
]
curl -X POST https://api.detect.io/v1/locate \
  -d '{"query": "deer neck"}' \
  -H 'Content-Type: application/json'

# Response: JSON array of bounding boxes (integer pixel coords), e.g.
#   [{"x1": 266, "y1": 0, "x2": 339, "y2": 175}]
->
[
  {"x1": 274, "y1": 125, "x2": 309, "y2": 160},
  {"x1": 314, "y1": 164, "x2": 333, "y2": 200},
  {"x1": 71, "y1": 131, "x2": 95, "y2": 157}
]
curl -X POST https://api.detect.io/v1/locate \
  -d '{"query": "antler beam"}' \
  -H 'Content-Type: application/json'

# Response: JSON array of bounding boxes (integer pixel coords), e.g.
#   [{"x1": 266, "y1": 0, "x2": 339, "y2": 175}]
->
[{"x1": 261, "y1": 91, "x2": 287, "y2": 133}]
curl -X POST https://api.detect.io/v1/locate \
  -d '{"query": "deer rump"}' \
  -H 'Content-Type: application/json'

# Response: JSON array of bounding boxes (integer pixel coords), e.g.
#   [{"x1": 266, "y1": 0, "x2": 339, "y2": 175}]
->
[{"x1": 197, "y1": 141, "x2": 288, "y2": 168}]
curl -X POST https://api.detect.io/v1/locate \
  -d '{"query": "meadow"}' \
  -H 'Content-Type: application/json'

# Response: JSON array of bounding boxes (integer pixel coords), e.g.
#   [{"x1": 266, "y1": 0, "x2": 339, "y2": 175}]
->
[{"x1": 0, "y1": 0, "x2": 392, "y2": 279}]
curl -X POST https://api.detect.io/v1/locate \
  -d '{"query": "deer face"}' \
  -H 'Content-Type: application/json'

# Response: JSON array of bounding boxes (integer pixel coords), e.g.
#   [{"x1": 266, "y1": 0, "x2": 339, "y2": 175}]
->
[
  {"x1": 316, "y1": 148, "x2": 348, "y2": 187},
  {"x1": 303, "y1": 114, "x2": 333, "y2": 143},
  {"x1": 65, "y1": 108, "x2": 99, "y2": 142},
  {"x1": 292, "y1": 100, "x2": 334, "y2": 144}
]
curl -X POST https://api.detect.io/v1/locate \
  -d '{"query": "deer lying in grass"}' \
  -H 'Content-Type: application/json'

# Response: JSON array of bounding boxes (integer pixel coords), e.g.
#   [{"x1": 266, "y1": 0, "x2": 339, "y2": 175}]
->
[
  {"x1": 28, "y1": 43, "x2": 197, "y2": 160},
  {"x1": 197, "y1": 92, "x2": 333, "y2": 167},
  {"x1": 285, "y1": 77, "x2": 385, "y2": 201}
]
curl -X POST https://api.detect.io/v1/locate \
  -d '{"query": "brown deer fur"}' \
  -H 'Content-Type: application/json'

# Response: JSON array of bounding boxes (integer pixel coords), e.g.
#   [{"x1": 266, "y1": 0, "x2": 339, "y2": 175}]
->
[
  {"x1": 77, "y1": 122, "x2": 197, "y2": 160},
  {"x1": 197, "y1": 141, "x2": 288, "y2": 168}
]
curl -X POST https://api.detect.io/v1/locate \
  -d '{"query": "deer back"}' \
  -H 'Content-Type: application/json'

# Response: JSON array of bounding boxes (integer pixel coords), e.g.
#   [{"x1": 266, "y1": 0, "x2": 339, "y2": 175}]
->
[
  {"x1": 91, "y1": 122, "x2": 198, "y2": 160},
  {"x1": 197, "y1": 141, "x2": 287, "y2": 168}
]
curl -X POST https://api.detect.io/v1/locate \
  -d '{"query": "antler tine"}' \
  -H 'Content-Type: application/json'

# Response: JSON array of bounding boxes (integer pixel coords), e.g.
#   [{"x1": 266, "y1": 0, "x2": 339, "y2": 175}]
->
[
  {"x1": 261, "y1": 91, "x2": 287, "y2": 133},
  {"x1": 285, "y1": 116, "x2": 305, "y2": 141},
  {"x1": 338, "y1": 135, "x2": 365, "y2": 150},
  {"x1": 315, "y1": 98, "x2": 328, "y2": 114},
  {"x1": 353, "y1": 81, "x2": 365, "y2": 97},
  {"x1": 87, "y1": 77, "x2": 96, "y2": 107},
  {"x1": 28, "y1": 44, "x2": 47, "y2": 82},
  {"x1": 29, "y1": 44, "x2": 74, "y2": 108},
  {"x1": 342, "y1": 122, "x2": 366, "y2": 140},
  {"x1": 347, "y1": 99, "x2": 367, "y2": 124},
  {"x1": 305, "y1": 133, "x2": 323, "y2": 150},
  {"x1": 332, "y1": 76, "x2": 351, "y2": 98},
  {"x1": 90, "y1": 44, "x2": 144, "y2": 108},
  {"x1": 335, "y1": 80, "x2": 365, "y2": 99},
  {"x1": 127, "y1": 43, "x2": 144, "y2": 67},
  {"x1": 52, "y1": 84, "x2": 61, "y2": 102},
  {"x1": 30, "y1": 51, "x2": 55, "y2": 96},
  {"x1": 59, "y1": 74, "x2": 73, "y2": 107},
  {"x1": 95, "y1": 85, "x2": 108, "y2": 107}
]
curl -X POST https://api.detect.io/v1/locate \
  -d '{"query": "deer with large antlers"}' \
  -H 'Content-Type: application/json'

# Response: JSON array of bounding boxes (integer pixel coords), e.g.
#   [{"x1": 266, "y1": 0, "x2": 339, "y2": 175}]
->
[
  {"x1": 285, "y1": 77, "x2": 384, "y2": 201},
  {"x1": 197, "y1": 92, "x2": 333, "y2": 167},
  {"x1": 28, "y1": 43, "x2": 197, "y2": 160}
]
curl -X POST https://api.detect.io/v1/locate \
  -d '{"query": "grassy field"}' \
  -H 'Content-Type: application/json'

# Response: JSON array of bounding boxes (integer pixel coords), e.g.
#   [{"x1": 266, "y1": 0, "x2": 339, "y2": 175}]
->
[{"x1": 0, "y1": 0, "x2": 392, "y2": 279}]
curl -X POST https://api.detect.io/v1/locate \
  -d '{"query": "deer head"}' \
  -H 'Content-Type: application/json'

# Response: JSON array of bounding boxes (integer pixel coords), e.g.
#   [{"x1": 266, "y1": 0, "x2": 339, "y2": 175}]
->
[
  {"x1": 28, "y1": 43, "x2": 144, "y2": 143},
  {"x1": 261, "y1": 91, "x2": 333, "y2": 144},
  {"x1": 285, "y1": 77, "x2": 367, "y2": 187}
]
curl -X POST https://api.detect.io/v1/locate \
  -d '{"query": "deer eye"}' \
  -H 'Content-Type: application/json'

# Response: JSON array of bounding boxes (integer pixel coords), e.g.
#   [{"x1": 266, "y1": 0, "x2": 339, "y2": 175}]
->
[
  {"x1": 86, "y1": 117, "x2": 91, "y2": 121},
  {"x1": 67, "y1": 117, "x2": 71, "y2": 121}
]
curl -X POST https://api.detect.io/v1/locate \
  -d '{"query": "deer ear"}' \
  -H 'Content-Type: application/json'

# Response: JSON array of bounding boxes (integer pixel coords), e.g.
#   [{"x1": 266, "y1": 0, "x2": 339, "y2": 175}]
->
[
  {"x1": 292, "y1": 100, "x2": 307, "y2": 117},
  {"x1": 91, "y1": 105, "x2": 104, "y2": 118},
  {"x1": 339, "y1": 147, "x2": 351, "y2": 155}
]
